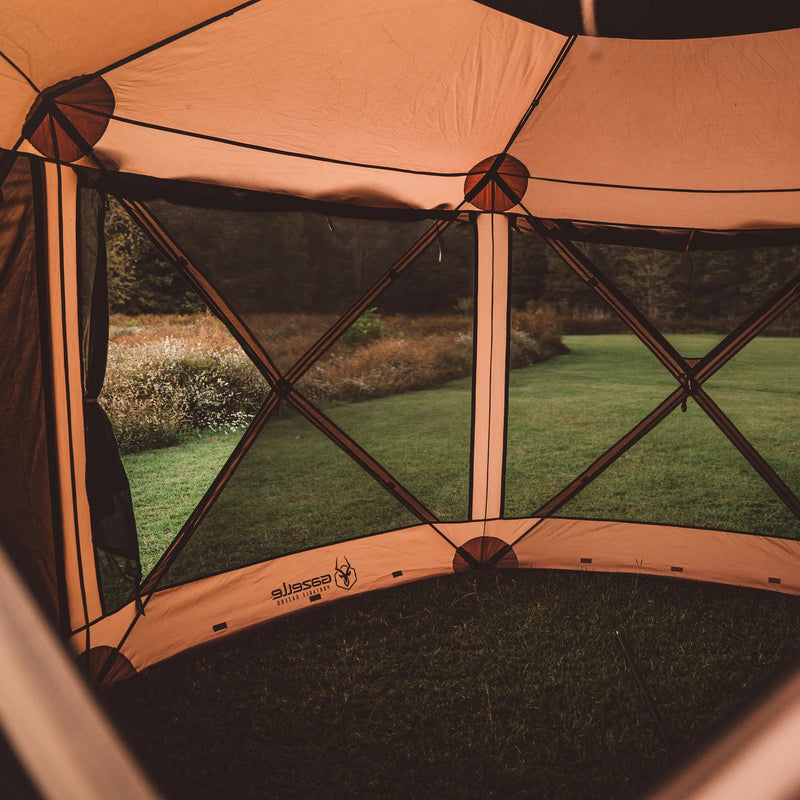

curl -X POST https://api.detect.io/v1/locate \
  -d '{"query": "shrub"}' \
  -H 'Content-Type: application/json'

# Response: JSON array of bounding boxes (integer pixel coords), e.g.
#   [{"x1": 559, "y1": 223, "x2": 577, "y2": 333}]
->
[
  {"x1": 509, "y1": 302, "x2": 570, "y2": 364},
  {"x1": 104, "y1": 311, "x2": 567, "y2": 452},
  {"x1": 453, "y1": 296, "x2": 474, "y2": 315},
  {"x1": 510, "y1": 302, "x2": 567, "y2": 348},
  {"x1": 508, "y1": 329, "x2": 543, "y2": 368},
  {"x1": 301, "y1": 333, "x2": 473, "y2": 404},
  {"x1": 103, "y1": 336, "x2": 268, "y2": 452},
  {"x1": 340, "y1": 307, "x2": 384, "y2": 349}
]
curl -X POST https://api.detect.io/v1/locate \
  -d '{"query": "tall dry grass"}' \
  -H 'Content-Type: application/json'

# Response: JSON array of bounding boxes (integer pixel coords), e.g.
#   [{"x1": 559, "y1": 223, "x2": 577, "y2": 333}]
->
[
  {"x1": 105, "y1": 326, "x2": 268, "y2": 453},
  {"x1": 104, "y1": 308, "x2": 567, "y2": 452}
]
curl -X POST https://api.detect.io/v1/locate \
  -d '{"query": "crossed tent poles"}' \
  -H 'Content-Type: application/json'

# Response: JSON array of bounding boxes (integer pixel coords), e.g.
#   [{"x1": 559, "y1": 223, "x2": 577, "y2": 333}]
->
[{"x1": 121, "y1": 197, "x2": 800, "y2": 590}]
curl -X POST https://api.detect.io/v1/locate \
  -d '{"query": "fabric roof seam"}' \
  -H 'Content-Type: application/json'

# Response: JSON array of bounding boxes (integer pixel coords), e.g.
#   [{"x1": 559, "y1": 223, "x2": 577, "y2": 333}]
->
[
  {"x1": 34, "y1": 102, "x2": 800, "y2": 195},
  {"x1": 53, "y1": 105, "x2": 474, "y2": 178},
  {"x1": 519, "y1": 172, "x2": 800, "y2": 195},
  {"x1": 501, "y1": 34, "x2": 577, "y2": 153},
  {"x1": 0, "y1": 48, "x2": 39, "y2": 92},
  {"x1": 38, "y1": 100, "x2": 800, "y2": 200},
  {"x1": 43, "y1": 0, "x2": 266, "y2": 92},
  {"x1": 15, "y1": 153, "x2": 800, "y2": 237}
]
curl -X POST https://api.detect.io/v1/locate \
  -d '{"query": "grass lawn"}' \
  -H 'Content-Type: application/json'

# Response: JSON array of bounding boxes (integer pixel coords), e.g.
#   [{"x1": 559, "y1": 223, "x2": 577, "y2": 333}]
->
[
  {"x1": 105, "y1": 333, "x2": 800, "y2": 800},
  {"x1": 103, "y1": 569, "x2": 800, "y2": 800},
  {"x1": 124, "y1": 377, "x2": 475, "y2": 582},
  {"x1": 506, "y1": 334, "x2": 800, "y2": 535},
  {"x1": 124, "y1": 334, "x2": 800, "y2": 580}
]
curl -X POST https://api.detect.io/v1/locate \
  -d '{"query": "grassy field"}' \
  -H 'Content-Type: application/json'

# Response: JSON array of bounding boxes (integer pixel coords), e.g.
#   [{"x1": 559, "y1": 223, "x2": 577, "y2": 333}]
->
[
  {"x1": 123, "y1": 334, "x2": 800, "y2": 580},
  {"x1": 103, "y1": 332, "x2": 800, "y2": 800},
  {"x1": 505, "y1": 334, "x2": 800, "y2": 534}
]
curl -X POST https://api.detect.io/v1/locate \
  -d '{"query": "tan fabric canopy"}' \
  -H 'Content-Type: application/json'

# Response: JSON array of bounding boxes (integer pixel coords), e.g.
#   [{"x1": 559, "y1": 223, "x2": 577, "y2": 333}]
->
[
  {"x1": 3, "y1": 0, "x2": 800, "y2": 229},
  {"x1": 2, "y1": 5, "x2": 800, "y2": 797}
]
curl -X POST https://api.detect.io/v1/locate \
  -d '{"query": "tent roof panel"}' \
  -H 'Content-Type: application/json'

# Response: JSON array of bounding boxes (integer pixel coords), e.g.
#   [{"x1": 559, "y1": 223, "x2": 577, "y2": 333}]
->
[
  {"x1": 99, "y1": 0, "x2": 565, "y2": 174},
  {"x1": 91, "y1": 122, "x2": 467, "y2": 208},
  {"x1": 0, "y1": 0, "x2": 241, "y2": 88},
  {"x1": 0, "y1": 69, "x2": 36, "y2": 147},
  {"x1": 4, "y1": 1, "x2": 800, "y2": 231},
  {"x1": 512, "y1": 29, "x2": 800, "y2": 194},
  {"x1": 518, "y1": 179, "x2": 800, "y2": 232}
]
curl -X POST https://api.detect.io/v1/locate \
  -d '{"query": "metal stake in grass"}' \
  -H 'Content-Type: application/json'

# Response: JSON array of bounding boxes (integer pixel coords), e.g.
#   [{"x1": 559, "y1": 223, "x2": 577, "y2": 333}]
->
[{"x1": 615, "y1": 630, "x2": 676, "y2": 762}]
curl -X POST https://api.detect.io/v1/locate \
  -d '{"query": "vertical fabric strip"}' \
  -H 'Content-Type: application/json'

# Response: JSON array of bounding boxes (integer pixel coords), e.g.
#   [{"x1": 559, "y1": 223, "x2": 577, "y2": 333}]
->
[
  {"x1": 471, "y1": 214, "x2": 509, "y2": 520},
  {"x1": 43, "y1": 163, "x2": 102, "y2": 628}
]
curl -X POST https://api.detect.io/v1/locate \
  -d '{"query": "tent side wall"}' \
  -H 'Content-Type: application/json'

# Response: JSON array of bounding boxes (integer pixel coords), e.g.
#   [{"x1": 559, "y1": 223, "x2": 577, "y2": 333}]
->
[
  {"x1": 0, "y1": 156, "x2": 135, "y2": 637},
  {"x1": 41, "y1": 163, "x2": 106, "y2": 632},
  {"x1": 0, "y1": 156, "x2": 64, "y2": 621},
  {"x1": 75, "y1": 517, "x2": 800, "y2": 680},
  {"x1": 57, "y1": 189, "x2": 800, "y2": 681}
]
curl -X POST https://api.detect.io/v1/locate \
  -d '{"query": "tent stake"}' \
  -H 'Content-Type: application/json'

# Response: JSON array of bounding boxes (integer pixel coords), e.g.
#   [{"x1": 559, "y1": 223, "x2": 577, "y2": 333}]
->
[{"x1": 615, "y1": 630, "x2": 676, "y2": 762}]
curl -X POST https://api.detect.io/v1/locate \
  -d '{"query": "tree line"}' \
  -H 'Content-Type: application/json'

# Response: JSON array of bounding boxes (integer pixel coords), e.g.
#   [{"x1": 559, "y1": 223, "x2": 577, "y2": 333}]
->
[{"x1": 106, "y1": 197, "x2": 800, "y2": 330}]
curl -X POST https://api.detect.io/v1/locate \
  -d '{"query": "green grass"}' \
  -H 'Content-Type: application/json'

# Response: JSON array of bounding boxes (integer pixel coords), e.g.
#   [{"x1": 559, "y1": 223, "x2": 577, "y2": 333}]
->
[
  {"x1": 106, "y1": 334, "x2": 800, "y2": 799},
  {"x1": 103, "y1": 569, "x2": 800, "y2": 800},
  {"x1": 505, "y1": 335, "x2": 800, "y2": 535},
  {"x1": 127, "y1": 378, "x2": 474, "y2": 582},
  {"x1": 120, "y1": 430, "x2": 245, "y2": 570},
  {"x1": 124, "y1": 334, "x2": 800, "y2": 579}
]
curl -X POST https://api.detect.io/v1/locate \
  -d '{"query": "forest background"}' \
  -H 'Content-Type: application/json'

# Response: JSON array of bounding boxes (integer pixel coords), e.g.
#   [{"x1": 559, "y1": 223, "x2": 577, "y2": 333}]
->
[{"x1": 105, "y1": 198, "x2": 800, "y2": 333}]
